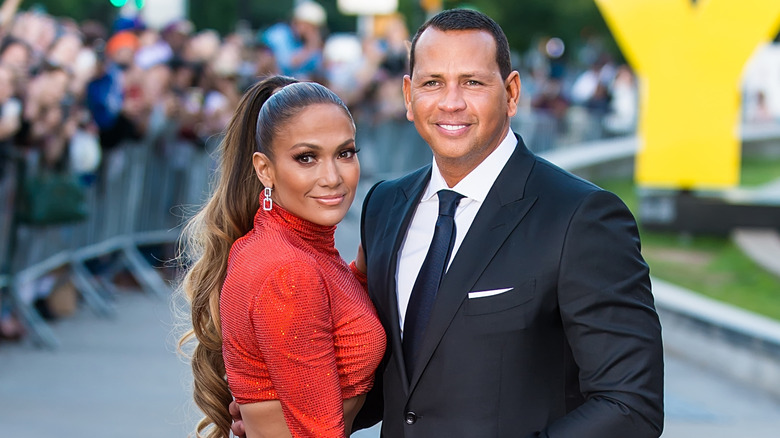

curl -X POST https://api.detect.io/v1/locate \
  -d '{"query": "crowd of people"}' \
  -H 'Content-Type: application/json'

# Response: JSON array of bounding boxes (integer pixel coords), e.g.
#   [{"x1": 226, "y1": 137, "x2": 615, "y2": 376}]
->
[
  {"x1": 0, "y1": 2, "x2": 421, "y2": 177},
  {"x1": 0, "y1": 1, "x2": 648, "y2": 176}
]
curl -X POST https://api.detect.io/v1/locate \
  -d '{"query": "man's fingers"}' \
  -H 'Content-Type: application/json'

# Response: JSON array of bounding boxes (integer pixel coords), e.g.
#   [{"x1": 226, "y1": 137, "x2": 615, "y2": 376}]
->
[
  {"x1": 229, "y1": 400, "x2": 241, "y2": 419},
  {"x1": 230, "y1": 421, "x2": 246, "y2": 438},
  {"x1": 228, "y1": 401, "x2": 246, "y2": 437}
]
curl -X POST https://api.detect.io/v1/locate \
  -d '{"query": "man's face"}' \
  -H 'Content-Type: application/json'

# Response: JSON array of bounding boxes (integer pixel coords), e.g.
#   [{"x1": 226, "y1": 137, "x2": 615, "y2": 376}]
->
[
  {"x1": 403, "y1": 28, "x2": 520, "y2": 184},
  {"x1": 0, "y1": 43, "x2": 29, "y2": 72},
  {"x1": 292, "y1": 20, "x2": 320, "y2": 42}
]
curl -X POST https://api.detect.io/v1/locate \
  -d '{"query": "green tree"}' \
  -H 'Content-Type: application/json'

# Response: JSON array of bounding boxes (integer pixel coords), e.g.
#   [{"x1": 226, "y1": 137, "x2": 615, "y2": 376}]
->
[
  {"x1": 18, "y1": 0, "x2": 117, "y2": 25},
  {"x1": 188, "y1": 0, "x2": 239, "y2": 34},
  {"x1": 188, "y1": 0, "x2": 359, "y2": 37}
]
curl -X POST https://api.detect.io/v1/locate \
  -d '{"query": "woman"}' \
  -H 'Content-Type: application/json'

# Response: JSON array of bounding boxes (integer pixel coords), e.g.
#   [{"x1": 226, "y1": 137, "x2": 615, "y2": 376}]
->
[{"x1": 179, "y1": 75, "x2": 386, "y2": 438}]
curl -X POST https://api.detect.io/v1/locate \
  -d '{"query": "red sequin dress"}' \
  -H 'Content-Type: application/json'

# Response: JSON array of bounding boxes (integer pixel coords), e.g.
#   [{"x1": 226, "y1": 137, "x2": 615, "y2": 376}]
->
[{"x1": 220, "y1": 205, "x2": 386, "y2": 437}]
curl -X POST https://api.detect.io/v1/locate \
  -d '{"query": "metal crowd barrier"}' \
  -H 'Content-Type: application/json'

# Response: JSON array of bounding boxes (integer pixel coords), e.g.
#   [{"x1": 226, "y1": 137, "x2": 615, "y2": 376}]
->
[
  {"x1": 512, "y1": 106, "x2": 621, "y2": 154},
  {"x1": 0, "y1": 135, "x2": 214, "y2": 349}
]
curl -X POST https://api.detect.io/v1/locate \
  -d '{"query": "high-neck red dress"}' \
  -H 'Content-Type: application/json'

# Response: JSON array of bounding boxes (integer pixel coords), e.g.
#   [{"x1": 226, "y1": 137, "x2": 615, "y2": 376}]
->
[{"x1": 220, "y1": 206, "x2": 386, "y2": 437}]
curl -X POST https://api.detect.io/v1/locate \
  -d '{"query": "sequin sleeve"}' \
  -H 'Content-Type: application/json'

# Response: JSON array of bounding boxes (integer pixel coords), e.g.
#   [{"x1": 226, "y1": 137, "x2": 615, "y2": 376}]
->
[
  {"x1": 348, "y1": 260, "x2": 368, "y2": 290},
  {"x1": 251, "y1": 260, "x2": 346, "y2": 437}
]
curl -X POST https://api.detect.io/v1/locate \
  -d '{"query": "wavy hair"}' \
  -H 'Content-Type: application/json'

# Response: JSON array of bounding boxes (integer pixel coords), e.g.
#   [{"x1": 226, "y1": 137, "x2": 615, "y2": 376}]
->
[{"x1": 177, "y1": 75, "x2": 352, "y2": 438}]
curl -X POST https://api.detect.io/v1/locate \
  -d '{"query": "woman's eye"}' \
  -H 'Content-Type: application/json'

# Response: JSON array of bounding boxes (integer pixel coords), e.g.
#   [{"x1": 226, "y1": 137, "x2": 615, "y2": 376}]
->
[
  {"x1": 296, "y1": 154, "x2": 315, "y2": 164},
  {"x1": 339, "y1": 148, "x2": 359, "y2": 159}
]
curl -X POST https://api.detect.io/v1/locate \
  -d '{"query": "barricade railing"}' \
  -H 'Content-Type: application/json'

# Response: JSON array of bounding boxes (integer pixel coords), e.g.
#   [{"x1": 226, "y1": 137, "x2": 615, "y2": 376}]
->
[
  {"x1": 512, "y1": 105, "x2": 628, "y2": 154},
  {"x1": 0, "y1": 130, "x2": 215, "y2": 348}
]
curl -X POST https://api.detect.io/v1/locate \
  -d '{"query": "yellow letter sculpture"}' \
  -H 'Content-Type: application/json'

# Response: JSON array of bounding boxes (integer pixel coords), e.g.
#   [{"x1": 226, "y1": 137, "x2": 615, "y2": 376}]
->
[{"x1": 594, "y1": 0, "x2": 780, "y2": 189}]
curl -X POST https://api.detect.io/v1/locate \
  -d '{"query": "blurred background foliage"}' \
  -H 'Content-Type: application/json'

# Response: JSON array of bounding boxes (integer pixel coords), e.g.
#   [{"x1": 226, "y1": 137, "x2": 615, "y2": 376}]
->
[{"x1": 18, "y1": 0, "x2": 117, "y2": 24}]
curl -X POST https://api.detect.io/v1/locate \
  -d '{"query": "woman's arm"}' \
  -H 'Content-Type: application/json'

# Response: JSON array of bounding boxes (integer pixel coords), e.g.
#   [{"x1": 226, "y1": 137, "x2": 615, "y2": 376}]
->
[
  {"x1": 348, "y1": 244, "x2": 367, "y2": 290},
  {"x1": 239, "y1": 400, "x2": 292, "y2": 438}
]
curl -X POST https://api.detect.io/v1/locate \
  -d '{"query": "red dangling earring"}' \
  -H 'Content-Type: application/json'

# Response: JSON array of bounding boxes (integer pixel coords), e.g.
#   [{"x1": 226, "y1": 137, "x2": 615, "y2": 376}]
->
[{"x1": 263, "y1": 187, "x2": 273, "y2": 211}]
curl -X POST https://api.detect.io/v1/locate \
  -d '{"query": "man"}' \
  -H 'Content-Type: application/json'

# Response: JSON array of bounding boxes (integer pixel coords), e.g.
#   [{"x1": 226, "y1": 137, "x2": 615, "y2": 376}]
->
[
  {"x1": 86, "y1": 30, "x2": 144, "y2": 151},
  {"x1": 233, "y1": 8, "x2": 663, "y2": 437},
  {"x1": 261, "y1": 0, "x2": 327, "y2": 81},
  {"x1": 354, "y1": 8, "x2": 663, "y2": 438}
]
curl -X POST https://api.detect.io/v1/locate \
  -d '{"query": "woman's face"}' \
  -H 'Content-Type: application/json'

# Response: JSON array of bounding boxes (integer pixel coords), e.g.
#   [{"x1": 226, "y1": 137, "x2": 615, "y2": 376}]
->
[
  {"x1": 0, "y1": 43, "x2": 29, "y2": 72},
  {"x1": 254, "y1": 103, "x2": 359, "y2": 227}
]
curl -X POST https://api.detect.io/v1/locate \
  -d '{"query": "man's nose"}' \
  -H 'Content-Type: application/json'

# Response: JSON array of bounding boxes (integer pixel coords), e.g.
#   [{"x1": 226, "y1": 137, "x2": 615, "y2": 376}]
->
[{"x1": 438, "y1": 84, "x2": 467, "y2": 112}]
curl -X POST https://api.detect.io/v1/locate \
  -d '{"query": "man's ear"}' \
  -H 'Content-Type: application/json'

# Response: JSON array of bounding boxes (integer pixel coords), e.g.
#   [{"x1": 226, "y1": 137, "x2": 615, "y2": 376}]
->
[
  {"x1": 252, "y1": 152, "x2": 274, "y2": 188},
  {"x1": 505, "y1": 70, "x2": 521, "y2": 118},
  {"x1": 403, "y1": 74, "x2": 414, "y2": 122}
]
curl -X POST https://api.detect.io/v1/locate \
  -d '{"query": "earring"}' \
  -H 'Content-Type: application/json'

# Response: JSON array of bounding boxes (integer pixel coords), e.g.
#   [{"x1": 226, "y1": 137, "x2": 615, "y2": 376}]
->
[{"x1": 263, "y1": 187, "x2": 273, "y2": 211}]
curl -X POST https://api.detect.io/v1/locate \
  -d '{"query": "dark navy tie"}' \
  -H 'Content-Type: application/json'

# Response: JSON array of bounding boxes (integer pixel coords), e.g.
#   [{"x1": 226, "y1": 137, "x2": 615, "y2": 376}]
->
[{"x1": 403, "y1": 189, "x2": 464, "y2": 378}]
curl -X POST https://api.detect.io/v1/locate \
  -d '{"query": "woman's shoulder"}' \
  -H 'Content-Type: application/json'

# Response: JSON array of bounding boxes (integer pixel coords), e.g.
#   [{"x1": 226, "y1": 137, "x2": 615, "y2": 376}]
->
[
  {"x1": 223, "y1": 231, "x2": 325, "y2": 306},
  {"x1": 226, "y1": 230, "x2": 317, "y2": 284}
]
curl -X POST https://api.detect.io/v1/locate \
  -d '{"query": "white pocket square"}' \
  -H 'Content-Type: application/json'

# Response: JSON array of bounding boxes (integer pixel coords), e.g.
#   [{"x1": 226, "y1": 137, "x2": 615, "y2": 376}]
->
[{"x1": 468, "y1": 288, "x2": 514, "y2": 299}]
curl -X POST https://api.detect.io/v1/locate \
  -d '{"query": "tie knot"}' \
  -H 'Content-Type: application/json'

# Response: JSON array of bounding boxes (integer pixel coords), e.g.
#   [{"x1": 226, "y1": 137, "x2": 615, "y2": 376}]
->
[{"x1": 437, "y1": 189, "x2": 464, "y2": 217}]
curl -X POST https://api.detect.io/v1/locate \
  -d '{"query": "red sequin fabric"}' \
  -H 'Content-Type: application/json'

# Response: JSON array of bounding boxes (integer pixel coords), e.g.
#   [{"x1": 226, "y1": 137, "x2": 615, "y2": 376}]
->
[{"x1": 220, "y1": 205, "x2": 386, "y2": 437}]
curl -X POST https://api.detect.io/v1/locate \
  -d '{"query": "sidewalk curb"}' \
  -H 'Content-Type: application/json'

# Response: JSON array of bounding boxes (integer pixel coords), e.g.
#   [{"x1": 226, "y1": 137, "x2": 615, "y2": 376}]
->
[
  {"x1": 654, "y1": 278, "x2": 780, "y2": 399},
  {"x1": 732, "y1": 228, "x2": 780, "y2": 279}
]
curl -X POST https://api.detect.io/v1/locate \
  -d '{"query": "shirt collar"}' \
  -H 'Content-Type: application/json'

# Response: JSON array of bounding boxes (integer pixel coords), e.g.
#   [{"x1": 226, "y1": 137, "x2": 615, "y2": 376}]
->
[{"x1": 422, "y1": 129, "x2": 517, "y2": 202}]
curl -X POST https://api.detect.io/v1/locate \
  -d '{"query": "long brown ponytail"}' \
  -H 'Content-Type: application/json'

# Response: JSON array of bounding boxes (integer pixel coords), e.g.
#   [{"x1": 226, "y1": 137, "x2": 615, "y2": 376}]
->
[{"x1": 177, "y1": 75, "x2": 298, "y2": 438}]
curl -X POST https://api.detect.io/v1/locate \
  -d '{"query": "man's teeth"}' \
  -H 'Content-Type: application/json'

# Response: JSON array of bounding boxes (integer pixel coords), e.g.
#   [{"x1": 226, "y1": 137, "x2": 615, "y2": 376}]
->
[{"x1": 441, "y1": 124, "x2": 466, "y2": 131}]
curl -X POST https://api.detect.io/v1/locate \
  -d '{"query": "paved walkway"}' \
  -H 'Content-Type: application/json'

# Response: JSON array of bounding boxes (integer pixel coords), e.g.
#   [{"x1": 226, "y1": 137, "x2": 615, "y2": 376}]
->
[
  {"x1": 2, "y1": 285, "x2": 780, "y2": 437},
  {"x1": 0, "y1": 290, "x2": 196, "y2": 437}
]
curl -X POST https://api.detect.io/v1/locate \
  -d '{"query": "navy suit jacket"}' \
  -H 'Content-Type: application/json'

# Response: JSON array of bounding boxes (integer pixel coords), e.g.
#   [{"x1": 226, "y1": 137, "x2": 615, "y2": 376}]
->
[{"x1": 356, "y1": 135, "x2": 664, "y2": 437}]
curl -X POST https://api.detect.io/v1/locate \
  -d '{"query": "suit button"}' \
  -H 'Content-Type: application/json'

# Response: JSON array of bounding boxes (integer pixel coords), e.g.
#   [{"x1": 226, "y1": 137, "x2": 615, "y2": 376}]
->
[{"x1": 405, "y1": 412, "x2": 417, "y2": 425}]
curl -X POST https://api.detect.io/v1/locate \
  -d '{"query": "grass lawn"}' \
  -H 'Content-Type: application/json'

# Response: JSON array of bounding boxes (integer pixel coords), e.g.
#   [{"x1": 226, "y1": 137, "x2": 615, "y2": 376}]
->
[
  {"x1": 740, "y1": 155, "x2": 780, "y2": 187},
  {"x1": 593, "y1": 155, "x2": 780, "y2": 321}
]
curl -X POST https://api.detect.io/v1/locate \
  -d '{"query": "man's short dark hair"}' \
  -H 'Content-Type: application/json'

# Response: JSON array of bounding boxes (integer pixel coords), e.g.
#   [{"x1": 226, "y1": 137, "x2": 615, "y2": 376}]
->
[{"x1": 409, "y1": 8, "x2": 512, "y2": 80}]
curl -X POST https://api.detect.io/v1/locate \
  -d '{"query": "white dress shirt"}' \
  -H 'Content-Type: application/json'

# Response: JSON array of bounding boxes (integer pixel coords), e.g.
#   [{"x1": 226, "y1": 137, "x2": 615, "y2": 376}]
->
[{"x1": 396, "y1": 130, "x2": 517, "y2": 333}]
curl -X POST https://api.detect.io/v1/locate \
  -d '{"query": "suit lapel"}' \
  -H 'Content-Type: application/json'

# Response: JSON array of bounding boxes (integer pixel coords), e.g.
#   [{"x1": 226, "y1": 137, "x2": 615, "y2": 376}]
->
[
  {"x1": 409, "y1": 137, "x2": 538, "y2": 390},
  {"x1": 379, "y1": 167, "x2": 431, "y2": 389}
]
